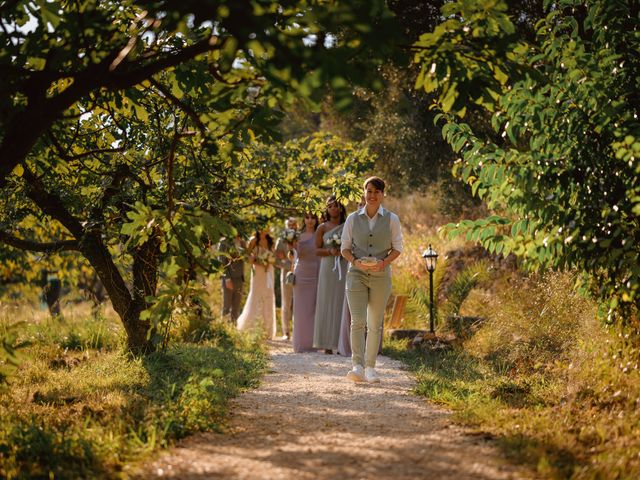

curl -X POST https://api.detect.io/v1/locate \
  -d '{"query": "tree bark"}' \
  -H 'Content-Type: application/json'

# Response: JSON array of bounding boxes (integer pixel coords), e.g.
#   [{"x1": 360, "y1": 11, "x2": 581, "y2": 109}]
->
[{"x1": 78, "y1": 231, "x2": 156, "y2": 354}]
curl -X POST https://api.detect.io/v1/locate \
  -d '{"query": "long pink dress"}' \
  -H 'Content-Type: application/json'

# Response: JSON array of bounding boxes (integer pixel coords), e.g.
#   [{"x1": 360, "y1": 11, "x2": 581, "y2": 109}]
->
[{"x1": 292, "y1": 234, "x2": 320, "y2": 352}]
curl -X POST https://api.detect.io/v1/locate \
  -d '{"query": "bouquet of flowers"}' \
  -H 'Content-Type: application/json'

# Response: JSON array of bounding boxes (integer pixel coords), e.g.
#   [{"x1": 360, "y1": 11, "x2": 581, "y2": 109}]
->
[
  {"x1": 280, "y1": 228, "x2": 300, "y2": 244},
  {"x1": 254, "y1": 249, "x2": 276, "y2": 267},
  {"x1": 327, "y1": 232, "x2": 341, "y2": 249}
]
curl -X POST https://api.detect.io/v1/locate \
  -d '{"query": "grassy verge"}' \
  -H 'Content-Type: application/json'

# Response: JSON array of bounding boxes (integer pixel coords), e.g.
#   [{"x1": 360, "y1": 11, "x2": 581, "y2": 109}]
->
[
  {"x1": 385, "y1": 271, "x2": 640, "y2": 479},
  {"x1": 0, "y1": 304, "x2": 266, "y2": 479}
]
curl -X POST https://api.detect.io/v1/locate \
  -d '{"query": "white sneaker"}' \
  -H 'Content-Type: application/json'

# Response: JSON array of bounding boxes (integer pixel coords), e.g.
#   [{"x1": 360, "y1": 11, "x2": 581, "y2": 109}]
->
[
  {"x1": 346, "y1": 365, "x2": 365, "y2": 383},
  {"x1": 365, "y1": 367, "x2": 380, "y2": 383}
]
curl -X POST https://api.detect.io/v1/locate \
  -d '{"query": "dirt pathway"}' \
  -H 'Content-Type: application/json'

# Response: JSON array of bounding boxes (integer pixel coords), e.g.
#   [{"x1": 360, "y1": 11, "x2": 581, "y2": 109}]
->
[{"x1": 137, "y1": 340, "x2": 533, "y2": 479}]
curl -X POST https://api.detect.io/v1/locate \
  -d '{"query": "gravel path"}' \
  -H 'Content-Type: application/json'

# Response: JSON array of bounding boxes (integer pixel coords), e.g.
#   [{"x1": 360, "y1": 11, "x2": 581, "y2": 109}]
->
[{"x1": 137, "y1": 340, "x2": 533, "y2": 479}]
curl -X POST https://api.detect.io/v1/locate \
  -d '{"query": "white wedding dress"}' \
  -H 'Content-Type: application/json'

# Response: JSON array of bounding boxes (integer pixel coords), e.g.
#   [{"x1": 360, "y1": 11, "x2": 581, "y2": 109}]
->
[{"x1": 236, "y1": 247, "x2": 276, "y2": 339}]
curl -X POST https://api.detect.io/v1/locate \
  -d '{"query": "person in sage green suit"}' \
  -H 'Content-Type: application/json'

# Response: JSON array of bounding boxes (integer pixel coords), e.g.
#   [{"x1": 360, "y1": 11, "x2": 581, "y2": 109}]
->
[{"x1": 340, "y1": 177, "x2": 403, "y2": 383}]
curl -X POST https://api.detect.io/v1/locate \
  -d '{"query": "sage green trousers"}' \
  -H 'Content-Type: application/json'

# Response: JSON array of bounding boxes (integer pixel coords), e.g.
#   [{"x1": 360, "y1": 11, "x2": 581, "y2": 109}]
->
[{"x1": 346, "y1": 268, "x2": 392, "y2": 368}]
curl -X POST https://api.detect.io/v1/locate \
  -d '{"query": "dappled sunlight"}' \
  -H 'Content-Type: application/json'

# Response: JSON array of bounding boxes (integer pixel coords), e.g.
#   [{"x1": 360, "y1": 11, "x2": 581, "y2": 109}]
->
[{"x1": 139, "y1": 341, "x2": 530, "y2": 479}]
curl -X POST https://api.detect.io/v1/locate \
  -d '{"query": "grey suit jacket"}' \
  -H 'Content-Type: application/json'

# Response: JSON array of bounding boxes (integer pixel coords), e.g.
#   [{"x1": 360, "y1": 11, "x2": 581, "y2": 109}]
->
[{"x1": 218, "y1": 238, "x2": 245, "y2": 281}]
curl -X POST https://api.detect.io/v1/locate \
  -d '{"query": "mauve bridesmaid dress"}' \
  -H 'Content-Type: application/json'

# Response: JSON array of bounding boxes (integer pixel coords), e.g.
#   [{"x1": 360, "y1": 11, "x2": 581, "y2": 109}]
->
[{"x1": 292, "y1": 233, "x2": 321, "y2": 352}]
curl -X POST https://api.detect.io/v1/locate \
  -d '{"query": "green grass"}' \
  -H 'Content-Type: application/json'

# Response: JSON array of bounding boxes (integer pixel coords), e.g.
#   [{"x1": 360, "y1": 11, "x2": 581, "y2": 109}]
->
[
  {"x1": 385, "y1": 271, "x2": 640, "y2": 479},
  {"x1": 0, "y1": 303, "x2": 266, "y2": 479}
]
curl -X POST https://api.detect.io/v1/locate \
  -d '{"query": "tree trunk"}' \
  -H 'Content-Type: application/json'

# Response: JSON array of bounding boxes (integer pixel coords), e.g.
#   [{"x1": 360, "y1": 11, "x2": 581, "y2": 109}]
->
[
  {"x1": 23, "y1": 170, "x2": 160, "y2": 354},
  {"x1": 80, "y1": 231, "x2": 156, "y2": 354},
  {"x1": 129, "y1": 230, "x2": 162, "y2": 352}
]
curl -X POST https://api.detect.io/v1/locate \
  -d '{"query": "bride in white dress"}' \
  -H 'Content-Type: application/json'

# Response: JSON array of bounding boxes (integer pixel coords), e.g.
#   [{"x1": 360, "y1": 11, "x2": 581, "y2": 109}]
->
[{"x1": 236, "y1": 228, "x2": 277, "y2": 339}]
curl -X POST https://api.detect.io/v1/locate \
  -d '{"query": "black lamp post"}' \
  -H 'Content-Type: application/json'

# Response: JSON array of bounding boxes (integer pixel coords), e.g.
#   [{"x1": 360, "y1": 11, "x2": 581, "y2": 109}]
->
[{"x1": 422, "y1": 244, "x2": 439, "y2": 334}]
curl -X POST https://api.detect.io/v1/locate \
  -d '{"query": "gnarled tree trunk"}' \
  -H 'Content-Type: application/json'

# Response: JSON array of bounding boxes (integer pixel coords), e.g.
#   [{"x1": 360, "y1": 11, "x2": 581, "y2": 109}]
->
[
  {"x1": 22, "y1": 169, "x2": 162, "y2": 354},
  {"x1": 80, "y1": 231, "x2": 160, "y2": 354}
]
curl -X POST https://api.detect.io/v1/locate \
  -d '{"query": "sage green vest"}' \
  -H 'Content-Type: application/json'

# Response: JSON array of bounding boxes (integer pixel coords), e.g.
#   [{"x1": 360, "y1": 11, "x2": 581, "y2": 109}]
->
[{"x1": 350, "y1": 209, "x2": 392, "y2": 265}]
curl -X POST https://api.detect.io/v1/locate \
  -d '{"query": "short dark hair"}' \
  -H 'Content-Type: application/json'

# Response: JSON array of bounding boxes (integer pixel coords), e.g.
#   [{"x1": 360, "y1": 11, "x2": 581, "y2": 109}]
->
[{"x1": 363, "y1": 176, "x2": 385, "y2": 192}]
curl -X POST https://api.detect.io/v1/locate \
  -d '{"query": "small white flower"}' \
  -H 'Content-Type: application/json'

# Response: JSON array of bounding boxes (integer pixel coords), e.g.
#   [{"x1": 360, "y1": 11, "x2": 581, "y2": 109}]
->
[{"x1": 328, "y1": 233, "x2": 342, "y2": 248}]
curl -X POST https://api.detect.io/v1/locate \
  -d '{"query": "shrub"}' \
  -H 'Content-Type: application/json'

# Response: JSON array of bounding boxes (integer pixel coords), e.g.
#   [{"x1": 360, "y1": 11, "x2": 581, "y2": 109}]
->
[{"x1": 0, "y1": 321, "x2": 29, "y2": 385}]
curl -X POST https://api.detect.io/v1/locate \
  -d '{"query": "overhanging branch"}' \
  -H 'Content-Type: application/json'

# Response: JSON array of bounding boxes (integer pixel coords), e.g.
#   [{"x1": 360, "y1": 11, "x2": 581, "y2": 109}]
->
[
  {"x1": 0, "y1": 230, "x2": 79, "y2": 252},
  {"x1": 23, "y1": 168, "x2": 85, "y2": 238},
  {"x1": 148, "y1": 78, "x2": 207, "y2": 134},
  {"x1": 0, "y1": 35, "x2": 219, "y2": 188},
  {"x1": 47, "y1": 131, "x2": 126, "y2": 161}
]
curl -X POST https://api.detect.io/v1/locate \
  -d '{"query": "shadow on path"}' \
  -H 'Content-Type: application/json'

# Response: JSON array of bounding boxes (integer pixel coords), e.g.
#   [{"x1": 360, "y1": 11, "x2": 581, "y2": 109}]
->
[{"x1": 136, "y1": 340, "x2": 534, "y2": 480}]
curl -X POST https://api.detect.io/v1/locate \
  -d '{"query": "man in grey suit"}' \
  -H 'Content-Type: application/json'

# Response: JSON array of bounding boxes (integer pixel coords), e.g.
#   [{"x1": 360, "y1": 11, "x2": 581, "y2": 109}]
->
[
  {"x1": 275, "y1": 217, "x2": 298, "y2": 339},
  {"x1": 218, "y1": 234, "x2": 246, "y2": 323}
]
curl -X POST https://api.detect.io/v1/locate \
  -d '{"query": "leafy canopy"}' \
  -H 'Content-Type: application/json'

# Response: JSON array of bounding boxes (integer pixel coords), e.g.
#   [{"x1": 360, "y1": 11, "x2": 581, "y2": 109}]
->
[
  {"x1": 413, "y1": 0, "x2": 640, "y2": 317},
  {"x1": 0, "y1": 0, "x2": 398, "y2": 352}
]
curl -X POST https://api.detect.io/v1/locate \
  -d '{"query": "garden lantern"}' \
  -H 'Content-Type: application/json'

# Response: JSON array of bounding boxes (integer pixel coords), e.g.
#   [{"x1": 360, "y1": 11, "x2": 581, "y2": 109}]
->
[{"x1": 422, "y1": 244, "x2": 438, "y2": 334}]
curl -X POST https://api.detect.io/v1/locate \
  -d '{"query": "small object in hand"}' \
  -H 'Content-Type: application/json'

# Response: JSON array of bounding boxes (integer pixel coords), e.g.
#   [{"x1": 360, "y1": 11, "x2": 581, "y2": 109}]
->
[
  {"x1": 359, "y1": 256, "x2": 378, "y2": 266},
  {"x1": 285, "y1": 271, "x2": 296, "y2": 285}
]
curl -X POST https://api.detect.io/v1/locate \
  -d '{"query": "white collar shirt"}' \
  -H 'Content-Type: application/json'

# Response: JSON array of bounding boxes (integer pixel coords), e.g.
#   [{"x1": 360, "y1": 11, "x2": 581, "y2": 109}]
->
[{"x1": 340, "y1": 205, "x2": 403, "y2": 254}]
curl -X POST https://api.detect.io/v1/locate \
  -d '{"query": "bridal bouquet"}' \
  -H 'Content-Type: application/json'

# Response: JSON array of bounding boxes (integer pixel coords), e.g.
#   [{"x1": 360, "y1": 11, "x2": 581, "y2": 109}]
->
[
  {"x1": 327, "y1": 232, "x2": 341, "y2": 249},
  {"x1": 254, "y1": 250, "x2": 276, "y2": 267},
  {"x1": 280, "y1": 228, "x2": 299, "y2": 244}
]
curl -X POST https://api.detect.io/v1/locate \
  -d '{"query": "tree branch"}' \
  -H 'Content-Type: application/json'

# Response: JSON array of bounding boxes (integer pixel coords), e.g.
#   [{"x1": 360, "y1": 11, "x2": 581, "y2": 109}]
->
[
  {"x1": 99, "y1": 36, "x2": 218, "y2": 90},
  {"x1": 91, "y1": 162, "x2": 132, "y2": 221},
  {"x1": 209, "y1": 65, "x2": 244, "y2": 85},
  {"x1": 47, "y1": 130, "x2": 126, "y2": 161},
  {"x1": 0, "y1": 0, "x2": 21, "y2": 15},
  {"x1": 22, "y1": 168, "x2": 85, "y2": 238},
  {"x1": 0, "y1": 230, "x2": 79, "y2": 253},
  {"x1": 0, "y1": 35, "x2": 219, "y2": 188},
  {"x1": 148, "y1": 78, "x2": 207, "y2": 134}
]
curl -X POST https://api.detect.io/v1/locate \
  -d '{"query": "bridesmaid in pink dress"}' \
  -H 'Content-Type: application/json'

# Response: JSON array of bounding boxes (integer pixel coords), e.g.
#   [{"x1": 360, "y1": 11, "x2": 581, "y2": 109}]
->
[{"x1": 292, "y1": 213, "x2": 321, "y2": 353}]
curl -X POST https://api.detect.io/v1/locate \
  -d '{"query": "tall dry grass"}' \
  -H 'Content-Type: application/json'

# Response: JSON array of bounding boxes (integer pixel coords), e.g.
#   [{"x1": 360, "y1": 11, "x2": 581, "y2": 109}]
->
[
  {"x1": 385, "y1": 192, "x2": 640, "y2": 479},
  {"x1": 385, "y1": 191, "x2": 475, "y2": 330}
]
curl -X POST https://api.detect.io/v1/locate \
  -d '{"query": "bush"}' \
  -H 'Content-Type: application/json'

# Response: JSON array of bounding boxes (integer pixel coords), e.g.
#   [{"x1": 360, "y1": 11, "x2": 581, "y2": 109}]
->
[{"x1": 440, "y1": 260, "x2": 492, "y2": 338}]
